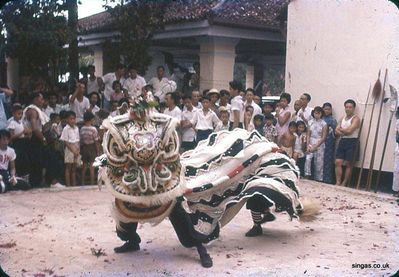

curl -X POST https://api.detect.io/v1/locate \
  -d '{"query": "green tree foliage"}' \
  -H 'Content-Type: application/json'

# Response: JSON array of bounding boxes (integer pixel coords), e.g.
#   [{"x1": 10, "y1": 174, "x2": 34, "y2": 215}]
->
[
  {"x1": 0, "y1": 0, "x2": 70, "y2": 83},
  {"x1": 103, "y1": 0, "x2": 170, "y2": 74}
]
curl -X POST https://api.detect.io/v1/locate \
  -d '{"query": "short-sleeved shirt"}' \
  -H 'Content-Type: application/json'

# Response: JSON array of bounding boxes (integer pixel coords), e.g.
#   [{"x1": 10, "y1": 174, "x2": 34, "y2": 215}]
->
[
  {"x1": 191, "y1": 109, "x2": 220, "y2": 131},
  {"x1": 149, "y1": 77, "x2": 169, "y2": 103},
  {"x1": 123, "y1": 75, "x2": 146, "y2": 98},
  {"x1": 80, "y1": 126, "x2": 99, "y2": 145},
  {"x1": 60, "y1": 124, "x2": 80, "y2": 144},
  {"x1": 163, "y1": 106, "x2": 182, "y2": 121},
  {"x1": 230, "y1": 95, "x2": 244, "y2": 123},
  {"x1": 8, "y1": 119, "x2": 25, "y2": 138},
  {"x1": 263, "y1": 125, "x2": 277, "y2": 142},
  {"x1": 297, "y1": 106, "x2": 313, "y2": 125},
  {"x1": 102, "y1": 72, "x2": 118, "y2": 101},
  {"x1": 181, "y1": 107, "x2": 197, "y2": 142},
  {"x1": 0, "y1": 146, "x2": 16, "y2": 170},
  {"x1": 309, "y1": 119, "x2": 327, "y2": 140},
  {"x1": 69, "y1": 96, "x2": 90, "y2": 123},
  {"x1": 111, "y1": 91, "x2": 125, "y2": 103}
]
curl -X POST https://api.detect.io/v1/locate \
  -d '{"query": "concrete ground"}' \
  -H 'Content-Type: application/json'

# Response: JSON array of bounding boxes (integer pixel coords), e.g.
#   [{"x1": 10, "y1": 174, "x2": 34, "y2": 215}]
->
[{"x1": 0, "y1": 180, "x2": 398, "y2": 277}]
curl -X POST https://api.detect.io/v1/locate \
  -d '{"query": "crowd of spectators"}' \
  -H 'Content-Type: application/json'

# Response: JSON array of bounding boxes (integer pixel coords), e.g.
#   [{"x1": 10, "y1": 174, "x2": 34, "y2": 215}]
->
[{"x1": 0, "y1": 62, "x2": 362, "y2": 193}]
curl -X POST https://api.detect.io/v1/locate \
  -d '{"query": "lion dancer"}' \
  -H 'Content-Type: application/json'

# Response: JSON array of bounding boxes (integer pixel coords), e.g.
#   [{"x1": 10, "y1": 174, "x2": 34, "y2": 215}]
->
[{"x1": 113, "y1": 202, "x2": 214, "y2": 268}]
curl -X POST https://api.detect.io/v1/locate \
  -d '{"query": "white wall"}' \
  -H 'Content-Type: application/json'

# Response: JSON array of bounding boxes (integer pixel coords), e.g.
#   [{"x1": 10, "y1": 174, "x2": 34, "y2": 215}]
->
[{"x1": 285, "y1": 0, "x2": 399, "y2": 171}]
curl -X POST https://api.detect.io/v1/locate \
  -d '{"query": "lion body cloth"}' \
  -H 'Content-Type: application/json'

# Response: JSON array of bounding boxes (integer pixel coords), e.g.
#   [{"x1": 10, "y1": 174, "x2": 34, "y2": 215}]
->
[{"x1": 97, "y1": 110, "x2": 305, "y2": 247}]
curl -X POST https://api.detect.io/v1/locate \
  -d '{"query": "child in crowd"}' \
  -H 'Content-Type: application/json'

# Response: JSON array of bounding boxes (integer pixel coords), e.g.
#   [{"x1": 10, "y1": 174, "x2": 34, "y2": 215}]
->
[
  {"x1": 279, "y1": 121, "x2": 297, "y2": 158},
  {"x1": 253, "y1": 114, "x2": 265, "y2": 136},
  {"x1": 111, "y1": 81, "x2": 126, "y2": 103},
  {"x1": 8, "y1": 104, "x2": 31, "y2": 178},
  {"x1": 110, "y1": 101, "x2": 119, "y2": 117},
  {"x1": 243, "y1": 105, "x2": 255, "y2": 131},
  {"x1": 293, "y1": 121, "x2": 307, "y2": 177},
  {"x1": 0, "y1": 130, "x2": 17, "y2": 193},
  {"x1": 215, "y1": 106, "x2": 230, "y2": 131},
  {"x1": 80, "y1": 112, "x2": 100, "y2": 186},
  {"x1": 262, "y1": 102, "x2": 277, "y2": 125},
  {"x1": 263, "y1": 113, "x2": 277, "y2": 143},
  {"x1": 305, "y1": 106, "x2": 328, "y2": 181},
  {"x1": 8, "y1": 103, "x2": 31, "y2": 141},
  {"x1": 189, "y1": 96, "x2": 220, "y2": 142},
  {"x1": 88, "y1": 92, "x2": 101, "y2": 114},
  {"x1": 60, "y1": 111, "x2": 80, "y2": 187}
]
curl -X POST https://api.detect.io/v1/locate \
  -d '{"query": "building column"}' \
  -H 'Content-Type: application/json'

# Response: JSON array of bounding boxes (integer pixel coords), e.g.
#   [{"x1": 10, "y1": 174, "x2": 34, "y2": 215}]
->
[
  {"x1": 93, "y1": 47, "x2": 103, "y2": 77},
  {"x1": 199, "y1": 37, "x2": 239, "y2": 91},
  {"x1": 246, "y1": 64, "x2": 254, "y2": 89},
  {"x1": 6, "y1": 57, "x2": 19, "y2": 90}
]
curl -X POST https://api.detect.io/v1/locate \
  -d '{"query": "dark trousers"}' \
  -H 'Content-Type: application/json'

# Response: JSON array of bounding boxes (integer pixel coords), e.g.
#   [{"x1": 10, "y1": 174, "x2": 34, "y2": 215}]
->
[
  {"x1": 297, "y1": 157, "x2": 305, "y2": 177},
  {"x1": 181, "y1": 140, "x2": 197, "y2": 151},
  {"x1": 115, "y1": 202, "x2": 214, "y2": 248},
  {"x1": 27, "y1": 136, "x2": 44, "y2": 187},
  {"x1": 196, "y1": 129, "x2": 213, "y2": 142}
]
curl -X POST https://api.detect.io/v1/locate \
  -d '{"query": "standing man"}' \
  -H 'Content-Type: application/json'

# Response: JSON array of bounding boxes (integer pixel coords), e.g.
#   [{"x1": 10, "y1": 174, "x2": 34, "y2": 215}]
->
[
  {"x1": 297, "y1": 93, "x2": 313, "y2": 126},
  {"x1": 244, "y1": 88, "x2": 262, "y2": 117},
  {"x1": 180, "y1": 95, "x2": 198, "y2": 151},
  {"x1": 69, "y1": 82, "x2": 90, "y2": 124},
  {"x1": 123, "y1": 65, "x2": 146, "y2": 99},
  {"x1": 149, "y1": 66, "x2": 169, "y2": 103},
  {"x1": 334, "y1": 99, "x2": 360, "y2": 186},
  {"x1": 229, "y1": 80, "x2": 244, "y2": 130},
  {"x1": 102, "y1": 63, "x2": 125, "y2": 110},
  {"x1": 87, "y1": 65, "x2": 103, "y2": 95},
  {"x1": 23, "y1": 92, "x2": 49, "y2": 187},
  {"x1": 163, "y1": 92, "x2": 182, "y2": 121}
]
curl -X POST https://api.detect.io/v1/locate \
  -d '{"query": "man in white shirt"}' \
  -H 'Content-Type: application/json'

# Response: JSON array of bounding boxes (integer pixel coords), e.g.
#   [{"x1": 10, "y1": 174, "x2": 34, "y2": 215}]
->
[
  {"x1": 163, "y1": 92, "x2": 182, "y2": 120},
  {"x1": 180, "y1": 95, "x2": 197, "y2": 151},
  {"x1": 188, "y1": 96, "x2": 220, "y2": 142},
  {"x1": 123, "y1": 65, "x2": 146, "y2": 99},
  {"x1": 297, "y1": 93, "x2": 313, "y2": 126},
  {"x1": 183, "y1": 90, "x2": 202, "y2": 112},
  {"x1": 148, "y1": 66, "x2": 169, "y2": 103},
  {"x1": 244, "y1": 88, "x2": 262, "y2": 117},
  {"x1": 102, "y1": 63, "x2": 125, "y2": 110},
  {"x1": 69, "y1": 82, "x2": 90, "y2": 124},
  {"x1": 229, "y1": 80, "x2": 244, "y2": 130},
  {"x1": 87, "y1": 65, "x2": 103, "y2": 95}
]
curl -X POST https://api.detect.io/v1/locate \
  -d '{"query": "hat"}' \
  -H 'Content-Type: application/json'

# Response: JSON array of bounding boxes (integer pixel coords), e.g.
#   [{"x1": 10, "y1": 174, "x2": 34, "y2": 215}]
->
[{"x1": 207, "y1": 88, "x2": 220, "y2": 96}]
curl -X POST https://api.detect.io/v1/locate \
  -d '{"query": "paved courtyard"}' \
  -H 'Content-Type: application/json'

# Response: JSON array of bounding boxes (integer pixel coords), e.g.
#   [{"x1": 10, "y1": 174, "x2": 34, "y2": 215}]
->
[{"x1": 0, "y1": 180, "x2": 398, "y2": 276}]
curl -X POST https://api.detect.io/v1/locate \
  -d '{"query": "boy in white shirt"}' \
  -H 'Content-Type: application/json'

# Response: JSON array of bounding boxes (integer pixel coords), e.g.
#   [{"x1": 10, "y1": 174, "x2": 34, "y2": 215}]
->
[
  {"x1": 189, "y1": 96, "x2": 220, "y2": 142},
  {"x1": 0, "y1": 130, "x2": 17, "y2": 193},
  {"x1": 229, "y1": 80, "x2": 244, "y2": 130},
  {"x1": 215, "y1": 106, "x2": 230, "y2": 131},
  {"x1": 60, "y1": 111, "x2": 80, "y2": 187},
  {"x1": 180, "y1": 95, "x2": 197, "y2": 151}
]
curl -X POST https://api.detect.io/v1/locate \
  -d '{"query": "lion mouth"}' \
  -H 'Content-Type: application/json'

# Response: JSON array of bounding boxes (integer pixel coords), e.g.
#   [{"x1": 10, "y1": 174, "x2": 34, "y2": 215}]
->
[{"x1": 115, "y1": 199, "x2": 174, "y2": 221}]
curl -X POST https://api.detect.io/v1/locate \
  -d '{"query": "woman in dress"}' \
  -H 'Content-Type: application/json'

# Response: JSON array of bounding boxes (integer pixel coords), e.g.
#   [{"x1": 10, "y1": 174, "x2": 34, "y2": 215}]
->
[
  {"x1": 305, "y1": 106, "x2": 328, "y2": 181},
  {"x1": 322, "y1": 102, "x2": 337, "y2": 184}
]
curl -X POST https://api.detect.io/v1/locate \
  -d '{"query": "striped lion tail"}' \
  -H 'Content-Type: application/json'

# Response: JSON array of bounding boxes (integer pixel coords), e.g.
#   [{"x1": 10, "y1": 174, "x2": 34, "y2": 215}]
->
[{"x1": 298, "y1": 197, "x2": 321, "y2": 222}]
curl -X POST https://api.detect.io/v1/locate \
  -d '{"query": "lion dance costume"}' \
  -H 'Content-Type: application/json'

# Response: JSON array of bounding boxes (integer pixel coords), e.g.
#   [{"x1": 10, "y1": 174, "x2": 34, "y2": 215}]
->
[{"x1": 97, "y1": 95, "x2": 310, "y2": 267}]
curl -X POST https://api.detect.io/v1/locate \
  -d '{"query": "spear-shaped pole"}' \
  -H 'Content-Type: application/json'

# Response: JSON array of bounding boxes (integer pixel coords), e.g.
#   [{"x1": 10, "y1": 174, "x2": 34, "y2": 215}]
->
[
  {"x1": 356, "y1": 71, "x2": 383, "y2": 189},
  {"x1": 366, "y1": 68, "x2": 388, "y2": 191},
  {"x1": 374, "y1": 85, "x2": 398, "y2": 192}
]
